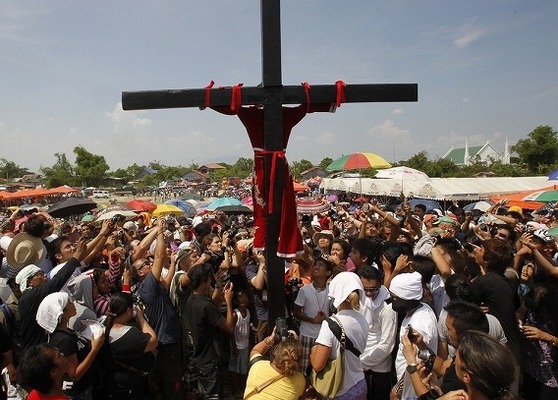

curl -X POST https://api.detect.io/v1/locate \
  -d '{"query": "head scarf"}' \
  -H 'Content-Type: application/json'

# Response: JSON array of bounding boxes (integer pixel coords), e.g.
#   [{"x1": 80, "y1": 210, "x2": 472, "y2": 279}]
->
[
  {"x1": 328, "y1": 271, "x2": 364, "y2": 309},
  {"x1": 15, "y1": 264, "x2": 41, "y2": 292},
  {"x1": 36, "y1": 292, "x2": 70, "y2": 334},
  {"x1": 390, "y1": 271, "x2": 423, "y2": 300}
]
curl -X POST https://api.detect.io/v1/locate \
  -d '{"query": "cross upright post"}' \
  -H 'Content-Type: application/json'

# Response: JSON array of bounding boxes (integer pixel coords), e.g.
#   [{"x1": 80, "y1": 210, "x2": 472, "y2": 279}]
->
[{"x1": 122, "y1": 0, "x2": 418, "y2": 330}]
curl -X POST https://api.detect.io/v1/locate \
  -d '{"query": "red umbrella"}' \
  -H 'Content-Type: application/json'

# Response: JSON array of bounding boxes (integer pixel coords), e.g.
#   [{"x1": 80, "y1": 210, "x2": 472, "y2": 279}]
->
[
  {"x1": 126, "y1": 199, "x2": 157, "y2": 212},
  {"x1": 296, "y1": 197, "x2": 331, "y2": 214}
]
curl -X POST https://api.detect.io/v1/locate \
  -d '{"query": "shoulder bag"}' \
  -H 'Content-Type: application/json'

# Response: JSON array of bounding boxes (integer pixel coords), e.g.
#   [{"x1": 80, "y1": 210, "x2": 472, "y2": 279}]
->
[
  {"x1": 309, "y1": 315, "x2": 361, "y2": 399},
  {"x1": 244, "y1": 373, "x2": 284, "y2": 399}
]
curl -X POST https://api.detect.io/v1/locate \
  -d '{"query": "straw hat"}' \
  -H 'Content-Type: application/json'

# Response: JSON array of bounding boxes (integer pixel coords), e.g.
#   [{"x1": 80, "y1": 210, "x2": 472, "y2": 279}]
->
[{"x1": 6, "y1": 232, "x2": 44, "y2": 269}]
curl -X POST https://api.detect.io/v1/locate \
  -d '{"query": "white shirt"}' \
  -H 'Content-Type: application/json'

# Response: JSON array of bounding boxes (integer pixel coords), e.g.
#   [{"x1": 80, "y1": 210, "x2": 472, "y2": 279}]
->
[
  {"x1": 315, "y1": 309, "x2": 368, "y2": 397},
  {"x1": 396, "y1": 303, "x2": 438, "y2": 400},
  {"x1": 359, "y1": 286, "x2": 397, "y2": 373},
  {"x1": 294, "y1": 284, "x2": 330, "y2": 338}
]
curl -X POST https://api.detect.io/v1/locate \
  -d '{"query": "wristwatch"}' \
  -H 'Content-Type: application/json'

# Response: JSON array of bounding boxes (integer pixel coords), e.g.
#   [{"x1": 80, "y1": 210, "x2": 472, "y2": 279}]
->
[{"x1": 406, "y1": 364, "x2": 418, "y2": 374}]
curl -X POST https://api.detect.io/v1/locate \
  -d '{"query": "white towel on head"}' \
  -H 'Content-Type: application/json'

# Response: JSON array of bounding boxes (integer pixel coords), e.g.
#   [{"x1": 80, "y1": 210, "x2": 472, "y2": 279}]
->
[
  {"x1": 15, "y1": 264, "x2": 41, "y2": 292},
  {"x1": 390, "y1": 271, "x2": 423, "y2": 300},
  {"x1": 328, "y1": 271, "x2": 364, "y2": 309},
  {"x1": 36, "y1": 292, "x2": 70, "y2": 333}
]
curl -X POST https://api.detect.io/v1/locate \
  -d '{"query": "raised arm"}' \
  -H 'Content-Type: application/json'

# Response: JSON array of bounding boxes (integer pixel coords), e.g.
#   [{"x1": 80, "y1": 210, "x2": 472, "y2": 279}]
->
[{"x1": 150, "y1": 218, "x2": 167, "y2": 281}]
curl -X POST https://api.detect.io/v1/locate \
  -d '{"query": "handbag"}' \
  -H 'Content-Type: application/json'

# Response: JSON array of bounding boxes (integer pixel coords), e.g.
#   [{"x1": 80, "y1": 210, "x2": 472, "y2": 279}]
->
[{"x1": 310, "y1": 315, "x2": 360, "y2": 399}]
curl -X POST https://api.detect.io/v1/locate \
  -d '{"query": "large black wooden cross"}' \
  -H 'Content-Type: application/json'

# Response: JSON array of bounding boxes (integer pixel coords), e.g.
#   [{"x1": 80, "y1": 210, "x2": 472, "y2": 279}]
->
[{"x1": 122, "y1": 0, "x2": 417, "y2": 326}]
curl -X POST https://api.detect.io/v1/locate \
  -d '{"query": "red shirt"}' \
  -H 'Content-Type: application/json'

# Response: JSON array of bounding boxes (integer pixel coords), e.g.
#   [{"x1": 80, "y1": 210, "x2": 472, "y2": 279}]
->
[{"x1": 27, "y1": 390, "x2": 68, "y2": 400}]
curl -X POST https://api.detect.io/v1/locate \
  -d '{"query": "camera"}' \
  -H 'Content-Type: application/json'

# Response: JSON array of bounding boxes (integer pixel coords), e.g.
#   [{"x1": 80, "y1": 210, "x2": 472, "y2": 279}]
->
[
  {"x1": 274, "y1": 317, "x2": 289, "y2": 342},
  {"x1": 111, "y1": 214, "x2": 124, "y2": 224},
  {"x1": 204, "y1": 250, "x2": 225, "y2": 272},
  {"x1": 417, "y1": 348, "x2": 435, "y2": 375},
  {"x1": 328, "y1": 209, "x2": 339, "y2": 221},
  {"x1": 287, "y1": 277, "x2": 302, "y2": 294}
]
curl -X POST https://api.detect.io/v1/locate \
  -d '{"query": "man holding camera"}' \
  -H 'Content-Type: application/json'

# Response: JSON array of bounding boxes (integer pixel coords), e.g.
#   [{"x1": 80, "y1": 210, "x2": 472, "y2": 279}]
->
[
  {"x1": 186, "y1": 263, "x2": 235, "y2": 400},
  {"x1": 389, "y1": 272, "x2": 438, "y2": 400},
  {"x1": 130, "y1": 218, "x2": 184, "y2": 400}
]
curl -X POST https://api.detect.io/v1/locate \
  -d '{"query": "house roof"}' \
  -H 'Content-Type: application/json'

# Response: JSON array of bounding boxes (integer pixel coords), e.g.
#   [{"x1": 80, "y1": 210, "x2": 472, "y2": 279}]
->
[
  {"x1": 184, "y1": 170, "x2": 210, "y2": 179},
  {"x1": 443, "y1": 142, "x2": 502, "y2": 165},
  {"x1": 200, "y1": 163, "x2": 226, "y2": 170},
  {"x1": 301, "y1": 166, "x2": 317, "y2": 174},
  {"x1": 443, "y1": 146, "x2": 483, "y2": 164}
]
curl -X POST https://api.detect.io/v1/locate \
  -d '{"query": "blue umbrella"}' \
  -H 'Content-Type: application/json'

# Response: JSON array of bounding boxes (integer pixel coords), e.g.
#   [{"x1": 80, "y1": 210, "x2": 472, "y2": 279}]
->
[
  {"x1": 206, "y1": 197, "x2": 243, "y2": 211},
  {"x1": 165, "y1": 199, "x2": 196, "y2": 217},
  {"x1": 405, "y1": 199, "x2": 442, "y2": 212},
  {"x1": 547, "y1": 168, "x2": 558, "y2": 181}
]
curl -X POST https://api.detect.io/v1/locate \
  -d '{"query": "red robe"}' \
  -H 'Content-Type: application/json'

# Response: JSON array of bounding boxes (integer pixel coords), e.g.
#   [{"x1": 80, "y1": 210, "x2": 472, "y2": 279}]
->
[{"x1": 213, "y1": 104, "x2": 331, "y2": 257}]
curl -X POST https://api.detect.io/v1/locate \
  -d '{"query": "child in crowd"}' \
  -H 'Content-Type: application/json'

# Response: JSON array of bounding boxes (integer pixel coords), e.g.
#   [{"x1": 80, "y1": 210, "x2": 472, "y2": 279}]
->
[{"x1": 228, "y1": 291, "x2": 251, "y2": 399}]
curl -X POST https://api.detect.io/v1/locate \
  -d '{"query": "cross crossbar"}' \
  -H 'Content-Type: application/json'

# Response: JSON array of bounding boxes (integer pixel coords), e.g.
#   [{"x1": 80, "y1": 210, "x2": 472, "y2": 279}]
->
[{"x1": 122, "y1": 83, "x2": 417, "y2": 110}]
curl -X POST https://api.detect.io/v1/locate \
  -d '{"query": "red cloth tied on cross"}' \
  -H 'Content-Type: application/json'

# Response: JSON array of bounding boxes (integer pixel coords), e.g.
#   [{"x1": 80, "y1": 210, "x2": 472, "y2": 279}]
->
[
  {"x1": 231, "y1": 83, "x2": 243, "y2": 113},
  {"x1": 302, "y1": 82, "x2": 311, "y2": 113},
  {"x1": 335, "y1": 80, "x2": 346, "y2": 107},
  {"x1": 203, "y1": 80, "x2": 215, "y2": 108}
]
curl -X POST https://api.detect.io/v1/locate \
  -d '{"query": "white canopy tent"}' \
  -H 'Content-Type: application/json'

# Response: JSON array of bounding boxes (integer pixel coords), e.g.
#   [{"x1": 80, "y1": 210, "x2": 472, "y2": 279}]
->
[{"x1": 320, "y1": 176, "x2": 550, "y2": 201}]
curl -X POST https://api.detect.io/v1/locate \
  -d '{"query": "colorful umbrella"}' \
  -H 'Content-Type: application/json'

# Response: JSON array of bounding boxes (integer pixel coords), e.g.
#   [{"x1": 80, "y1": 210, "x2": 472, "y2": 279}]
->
[
  {"x1": 152, "y1": 203, "x2": 184, "y2": 217},
  {"x1": 326, "y1": 152, "x2": 391, "y2": 171},
  {"x1": 296, "y1": 197, "x2": 331, "y2": 214},
  {"x1": 126, "y1": 199, "x2": 157, "y2": 212},
  {"x1": 522, "y1": 190, "x2": 558, "y2": 203}
]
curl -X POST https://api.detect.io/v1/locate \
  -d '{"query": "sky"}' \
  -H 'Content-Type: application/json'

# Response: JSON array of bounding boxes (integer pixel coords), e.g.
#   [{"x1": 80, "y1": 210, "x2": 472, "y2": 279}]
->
[{"x1": 1, "y1": 1, "x2": 557, "y2": 174}]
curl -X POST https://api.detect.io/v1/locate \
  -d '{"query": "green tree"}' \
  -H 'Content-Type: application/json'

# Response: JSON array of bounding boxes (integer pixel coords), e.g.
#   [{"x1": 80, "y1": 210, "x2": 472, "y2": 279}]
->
[
  {"x1": 511, "y1": 125, "x2": 558, "y2": 173},
  {"x1": 231, "y1": 157, "x2": 254, "y2": 177},
  {"x1": 0, "y1": 158, "x2": 30, "y2": 180},
  {"x1": 73, "y1": 146, "x2": 110, "y2": 187},
  {"x1": 403, "y1": 151, "x2": 430, "y2": 172},
  {"x1": 291, "y1": 159, "x2": 314, "y2": 180},
  {"x1": 319, "y1": 157, "x2": 333, "y2": 170},
  {"x1": 41, "y1": 153, "x2": 76, "y2": 187}
]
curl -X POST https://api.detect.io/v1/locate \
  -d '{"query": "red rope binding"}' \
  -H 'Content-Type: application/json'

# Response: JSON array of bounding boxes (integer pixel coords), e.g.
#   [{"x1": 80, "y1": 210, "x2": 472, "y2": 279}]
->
[
  {"x1": 231, "y1": 83, "x2": 243, "y2": 113},
  {"x1": 302, "y1": 82, "x2": 311, "y2": 113},
  {"x1": 203, "y1": 80, "x2": 214, "y2": 109},
  {"x1": 335, "y1": 80, "x2": 346, "y2": 107}
]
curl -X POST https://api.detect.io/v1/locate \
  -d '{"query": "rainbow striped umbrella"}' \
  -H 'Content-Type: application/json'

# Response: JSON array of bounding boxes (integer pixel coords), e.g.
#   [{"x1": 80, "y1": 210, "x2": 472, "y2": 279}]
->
[{"x1": 326, "y1": 152, "x2": 391, "y2": 171}]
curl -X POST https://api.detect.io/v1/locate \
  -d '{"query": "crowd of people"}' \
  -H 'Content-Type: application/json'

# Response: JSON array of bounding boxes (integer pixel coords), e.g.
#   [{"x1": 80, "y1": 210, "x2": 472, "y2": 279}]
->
[{"x1": 0, "y1": 192, "x2": 557, "y2": 400}]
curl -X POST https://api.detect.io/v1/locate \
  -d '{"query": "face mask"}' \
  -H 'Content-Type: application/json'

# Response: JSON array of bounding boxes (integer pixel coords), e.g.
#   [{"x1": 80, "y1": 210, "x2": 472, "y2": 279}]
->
[{"x1": 391, "y1": 298, "x2": 420, "y2": 314}]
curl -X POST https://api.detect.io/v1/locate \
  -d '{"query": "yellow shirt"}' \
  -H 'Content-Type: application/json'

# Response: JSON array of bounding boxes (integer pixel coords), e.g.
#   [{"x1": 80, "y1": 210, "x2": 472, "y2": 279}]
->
[{"x1": 244, "y1": 359, "x2": 306, "y2": 400}]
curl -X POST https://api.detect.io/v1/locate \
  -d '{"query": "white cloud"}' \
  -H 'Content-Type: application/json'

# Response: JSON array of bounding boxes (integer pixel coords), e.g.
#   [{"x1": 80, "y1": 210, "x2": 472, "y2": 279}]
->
[
  {"x1": 314, "y1": 132, "x2": 335, "y2": 145},
  {"x1": 368, "y1": 119, "x2": 411, "y2": 142},
  {"x1": 392, "y1": 108, "x2": 405, "y2": 115},
  {"x1": 454, "y1": 25, "x2": 489, "y2": 48},
  {"x1": 105, "y1": 103, "x2": 151, "y2": 132},
  {"x1": 462, "y1": 97, "x2": 469, "y2": 103}
]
